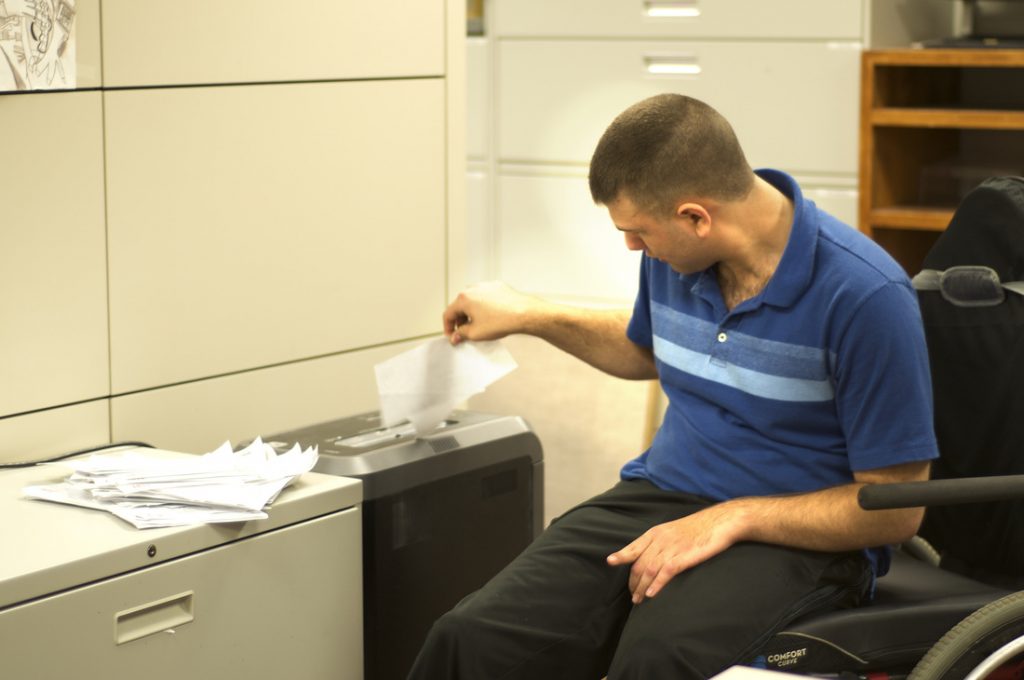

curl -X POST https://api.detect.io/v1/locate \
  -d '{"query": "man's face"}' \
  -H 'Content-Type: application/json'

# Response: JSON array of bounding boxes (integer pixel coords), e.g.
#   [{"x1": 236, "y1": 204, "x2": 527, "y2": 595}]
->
[{"x1": 607, "y1": 195, "x2": 712, "y2": 275}]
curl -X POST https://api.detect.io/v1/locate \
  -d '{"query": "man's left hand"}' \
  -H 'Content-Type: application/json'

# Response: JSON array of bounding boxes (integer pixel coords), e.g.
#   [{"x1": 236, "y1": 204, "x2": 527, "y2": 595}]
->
[{"x1": 606, "y1": 504, "x2": 746, "y2": 604}]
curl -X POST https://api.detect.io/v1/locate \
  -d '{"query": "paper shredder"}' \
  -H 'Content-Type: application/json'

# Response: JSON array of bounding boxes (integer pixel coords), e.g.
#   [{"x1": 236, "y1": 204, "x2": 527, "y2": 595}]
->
[{"x1": 265, "y1": 410, "x2": 543, "y2": 680}]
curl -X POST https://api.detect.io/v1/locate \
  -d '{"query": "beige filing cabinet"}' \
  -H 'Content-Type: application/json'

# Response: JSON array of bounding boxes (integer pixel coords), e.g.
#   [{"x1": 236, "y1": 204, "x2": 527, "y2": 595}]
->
[
  {"x1": 0, "y1": 450, "x2": 364, "y2": 679},
  {"x1": 474, "y1": 0, "x2": 863, "y2": 303}
]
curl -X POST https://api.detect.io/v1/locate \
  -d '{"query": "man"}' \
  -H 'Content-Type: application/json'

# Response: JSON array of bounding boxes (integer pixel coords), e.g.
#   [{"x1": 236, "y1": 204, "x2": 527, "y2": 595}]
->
[{"x1": 408, "y1": 94, "x2": 938, "y2": 679}]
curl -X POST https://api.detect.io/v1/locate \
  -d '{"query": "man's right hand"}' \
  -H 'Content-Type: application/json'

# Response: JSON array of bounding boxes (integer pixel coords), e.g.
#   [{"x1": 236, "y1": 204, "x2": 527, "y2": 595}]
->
[
  {"x1": 442, "y1": 281, "x2": 543, "y2": 345},
  {"x1": 442, "y1": 281, "x2": 656, "y2": 380}
]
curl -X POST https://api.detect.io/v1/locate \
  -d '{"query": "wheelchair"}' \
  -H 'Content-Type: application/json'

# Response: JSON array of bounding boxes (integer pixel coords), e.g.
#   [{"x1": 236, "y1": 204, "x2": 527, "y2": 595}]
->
[{"x1": 749, "y1": 176, "x2": 1024, "y2": 680}]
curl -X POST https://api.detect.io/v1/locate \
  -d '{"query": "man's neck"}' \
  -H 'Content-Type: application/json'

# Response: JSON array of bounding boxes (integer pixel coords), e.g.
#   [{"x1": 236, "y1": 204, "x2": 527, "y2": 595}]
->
[{"x1": 714, "y1": 177, "x2": 794, "y2": 310}]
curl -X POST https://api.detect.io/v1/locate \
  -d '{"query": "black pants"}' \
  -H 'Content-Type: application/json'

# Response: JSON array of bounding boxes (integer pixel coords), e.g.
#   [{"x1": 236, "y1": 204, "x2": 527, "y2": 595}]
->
[{"x1": 408, "y1": 479, "x2": 871, "y2": 680}]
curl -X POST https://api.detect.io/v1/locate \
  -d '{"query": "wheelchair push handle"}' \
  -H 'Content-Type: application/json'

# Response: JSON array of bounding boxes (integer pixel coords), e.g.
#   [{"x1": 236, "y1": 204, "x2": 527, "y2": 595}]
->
[{"x1": 858, "y1": 474, "x2": 1024, "y2": 510}]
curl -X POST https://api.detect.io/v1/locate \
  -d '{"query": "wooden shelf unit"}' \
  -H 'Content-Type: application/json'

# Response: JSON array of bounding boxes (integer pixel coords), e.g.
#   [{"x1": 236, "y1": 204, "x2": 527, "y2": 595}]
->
[{"x1": 859, "y1": 49, "x2": 1024, "y2": 274}]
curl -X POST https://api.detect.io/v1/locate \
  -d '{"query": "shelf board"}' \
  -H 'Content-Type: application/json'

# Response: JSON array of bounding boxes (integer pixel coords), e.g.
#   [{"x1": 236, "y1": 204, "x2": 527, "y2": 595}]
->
[
  {"x1": 872, "y1": 108, "x2": 1024, "y2": 130},
  {"x1": 869, "y1": 207, "x2": 954, "y2": 231},
  {"x1": 865, "y1": 48, "x2": 1024, "y2": 68}
]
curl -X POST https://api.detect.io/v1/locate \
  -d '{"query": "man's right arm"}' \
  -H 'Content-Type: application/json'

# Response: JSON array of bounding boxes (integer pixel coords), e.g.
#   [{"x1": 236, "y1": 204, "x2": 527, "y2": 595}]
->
[{"x1": 443, "y1": 281, "x2": 657, "y2": 381}]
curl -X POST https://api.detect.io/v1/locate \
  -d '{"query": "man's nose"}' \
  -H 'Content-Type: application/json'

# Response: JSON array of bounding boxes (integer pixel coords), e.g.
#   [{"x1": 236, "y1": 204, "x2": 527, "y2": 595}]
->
[{"x1": 624, "y1": 233, "x2": 645, "y2": 251}]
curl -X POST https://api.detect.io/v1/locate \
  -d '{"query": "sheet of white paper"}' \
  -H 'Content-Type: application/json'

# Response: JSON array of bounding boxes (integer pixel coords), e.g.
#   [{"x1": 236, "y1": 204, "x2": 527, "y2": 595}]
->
[
  {"x1": 375, "y1": 337, "x2": 518, "y2": 434},
  {"x1": 711, "y1": 667, "x2": 803, "y2": 679}
]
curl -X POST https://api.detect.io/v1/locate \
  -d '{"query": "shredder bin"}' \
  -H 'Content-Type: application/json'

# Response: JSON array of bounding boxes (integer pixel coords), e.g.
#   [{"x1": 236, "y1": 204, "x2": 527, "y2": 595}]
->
[{"x1": 265, "y1": 409, "x2": 544, "y2": 680}]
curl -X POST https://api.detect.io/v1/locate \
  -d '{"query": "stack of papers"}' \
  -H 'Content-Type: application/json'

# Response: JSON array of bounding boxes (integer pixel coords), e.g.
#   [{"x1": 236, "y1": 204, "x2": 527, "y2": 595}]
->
[{"x1": 23, "y1": 438, "x2": 318, "y2": 529}]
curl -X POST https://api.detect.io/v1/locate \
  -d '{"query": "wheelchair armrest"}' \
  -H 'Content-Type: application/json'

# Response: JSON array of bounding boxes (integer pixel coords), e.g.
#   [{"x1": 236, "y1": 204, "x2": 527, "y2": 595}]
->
[{"x1": 858, "y1": 475, "x2": 1024, "y2": 510}]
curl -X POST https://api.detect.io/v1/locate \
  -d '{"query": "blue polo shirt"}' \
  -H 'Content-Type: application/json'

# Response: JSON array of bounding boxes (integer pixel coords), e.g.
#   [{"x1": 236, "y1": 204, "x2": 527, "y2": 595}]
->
[{"x1": 622, "y1": 169, "x2": 939, "y2": 575}]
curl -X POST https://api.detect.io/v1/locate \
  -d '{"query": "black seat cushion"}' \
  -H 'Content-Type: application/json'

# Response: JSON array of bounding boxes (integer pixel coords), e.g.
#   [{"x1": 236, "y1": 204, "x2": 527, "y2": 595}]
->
[{"x1": 756, "y1": 552, "x2": 1011, "y2": 674}]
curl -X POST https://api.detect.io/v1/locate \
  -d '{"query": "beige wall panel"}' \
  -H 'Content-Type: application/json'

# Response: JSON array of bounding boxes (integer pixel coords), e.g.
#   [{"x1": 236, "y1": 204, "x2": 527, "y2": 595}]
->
[
  {"x1": 0, "y1": 401, "x2": 109, "y2": 464},
  {"x1": 75, "y1": 0, "x2": 102, "y2": 88},
  {"x1": 111, "y1": 340, "x2": 423, "y2": 454},
  {"x1": 497, "y1": 40, "x2": 860, "y2": 176},
  {"x1": 446, "y1": 2, "x2": 469, "y2": 301},
  {"x1": 497, "y1": 172, "x2": 640, "y2": 304},
  {"x1": 101, "y1": 0, "x2": 444, "y2": 87},
  {"x1": 493, "y1": 0, "x2": 862, "y2": 39},
  {"x1": 0, "y1": 91, "x2": 108, "y2": 417},
  {"x1": 105, "y1": 80, "x2": 446, "y2": 393}
]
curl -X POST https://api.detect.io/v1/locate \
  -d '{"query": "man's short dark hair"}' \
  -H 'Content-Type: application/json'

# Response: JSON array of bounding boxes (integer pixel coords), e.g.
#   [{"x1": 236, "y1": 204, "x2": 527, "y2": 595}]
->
[{"x1": 589, "y1": 94, "x2": 754, "y2": 216}]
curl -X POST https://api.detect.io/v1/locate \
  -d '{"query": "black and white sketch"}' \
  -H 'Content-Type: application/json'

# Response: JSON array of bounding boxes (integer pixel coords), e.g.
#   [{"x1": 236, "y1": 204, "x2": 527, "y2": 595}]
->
[{"x1": 0, "y1": 0, "x2": 75, "y2": 91}]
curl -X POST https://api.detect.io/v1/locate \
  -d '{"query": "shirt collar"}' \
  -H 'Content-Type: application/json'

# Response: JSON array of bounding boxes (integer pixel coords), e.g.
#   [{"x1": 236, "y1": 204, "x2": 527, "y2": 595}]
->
[{"x1": 755, "y1": 168, "x2": 817, "y2": 309}]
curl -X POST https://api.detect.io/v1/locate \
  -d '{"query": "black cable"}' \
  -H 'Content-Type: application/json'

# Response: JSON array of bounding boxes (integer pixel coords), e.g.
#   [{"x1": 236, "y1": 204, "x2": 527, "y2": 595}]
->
[{"x1": 0, "y1": 441, "x2": 155, "y2": 469}]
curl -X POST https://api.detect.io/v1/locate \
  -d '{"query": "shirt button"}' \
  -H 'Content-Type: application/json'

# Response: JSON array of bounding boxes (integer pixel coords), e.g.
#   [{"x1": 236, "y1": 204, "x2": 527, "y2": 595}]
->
[{"x1": 717, "y1": 332, "x2": 728, "y2": 343}]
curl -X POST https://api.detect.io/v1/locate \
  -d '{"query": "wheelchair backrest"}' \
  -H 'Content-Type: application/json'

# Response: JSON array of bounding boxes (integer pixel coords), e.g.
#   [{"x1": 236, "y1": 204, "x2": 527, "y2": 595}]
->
[{"x1": 916, "y1": 176, "x2": 1024, "y2": 589}]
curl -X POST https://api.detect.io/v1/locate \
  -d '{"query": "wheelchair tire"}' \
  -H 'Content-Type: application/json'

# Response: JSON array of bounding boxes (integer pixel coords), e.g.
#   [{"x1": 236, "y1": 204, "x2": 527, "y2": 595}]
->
[{"x1": 909, "y1": 591, "x2": 1024, "y2": 680}]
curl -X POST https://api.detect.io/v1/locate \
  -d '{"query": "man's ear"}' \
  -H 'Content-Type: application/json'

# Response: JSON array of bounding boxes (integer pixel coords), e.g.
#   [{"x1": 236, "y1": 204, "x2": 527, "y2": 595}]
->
[{"x1": 675, "y1": 202, "x2": 712, "y2": 238}]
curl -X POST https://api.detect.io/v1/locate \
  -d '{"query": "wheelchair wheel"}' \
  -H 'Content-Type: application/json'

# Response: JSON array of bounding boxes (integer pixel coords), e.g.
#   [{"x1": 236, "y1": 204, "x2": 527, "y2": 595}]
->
[{"x1": 909, "y1": 591, "x2": 1024, "y2": 680}]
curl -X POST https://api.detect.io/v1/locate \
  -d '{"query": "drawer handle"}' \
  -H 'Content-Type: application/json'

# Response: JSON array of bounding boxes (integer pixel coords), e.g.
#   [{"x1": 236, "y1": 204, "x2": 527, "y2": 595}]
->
[
  {"x1": 115, "y1": 591, "x2": 195, "y2": 645},
  {"x1": 644, "y1": 1, "x2": 700, "y2": 18},
  {"x1": 644, "y1": 55, "x2": 702, "y2": 77}
]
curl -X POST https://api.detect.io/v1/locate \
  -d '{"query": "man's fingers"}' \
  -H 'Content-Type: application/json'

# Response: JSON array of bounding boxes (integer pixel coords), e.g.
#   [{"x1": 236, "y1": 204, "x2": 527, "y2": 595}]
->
[
  {"x1": 643, "y1": 562, "x2": 681, "y2": 600},
  {"x1": 630, "y1": 551, "x2": 694, "y2": 603},
  {"x1": 443, "y1": 309, "x2": 471, "y2": 342},
  {"x1": 629, "y1": 557, "x2": 670, "y2": 604},
  {"x1": 607, "y1": 534, "x2": 649, "y2": 566}
]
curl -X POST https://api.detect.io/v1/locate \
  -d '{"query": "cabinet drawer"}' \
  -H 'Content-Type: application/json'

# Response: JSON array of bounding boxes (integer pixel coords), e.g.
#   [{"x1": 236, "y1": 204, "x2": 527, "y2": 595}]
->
[
  {"x1": 497, "y1": 173, "x2": 640, "y2": 303},
  {"x1": 0, "y1": 509, "x2": 362, "y2": 679},
  {"x1": 102, "y1": 0, "x2": 444, "y2": 87},
  {"x1": 0, "y1": 91, "x2": 108, "y2": 417},
  {"x1": 493, "y1": 0, "x2": 862, "y2": 39},
  {"x1": 105, "y1": 80, "x2": 446, "y2": 393},
  {"x1": 497, "y1": 40, "x2": 860, "y2": 175},
  {"x1": 803, "y1": 186, "x2": 858, "y2": 230}
]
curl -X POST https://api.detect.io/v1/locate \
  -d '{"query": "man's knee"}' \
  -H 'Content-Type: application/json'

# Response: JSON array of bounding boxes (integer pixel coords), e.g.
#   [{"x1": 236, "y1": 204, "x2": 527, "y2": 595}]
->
[
  {"x1": 423, "y1": 605, "x2": 476, "y2": 650},
  {"x1": 408, "y1": 607, "x2": 477, "y2": 679}
]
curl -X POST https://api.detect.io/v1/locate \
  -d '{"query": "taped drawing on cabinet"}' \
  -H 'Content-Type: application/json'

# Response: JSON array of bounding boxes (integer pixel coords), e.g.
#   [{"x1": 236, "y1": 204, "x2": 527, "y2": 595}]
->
[{"x1": 0, "y1": 0, "x2": 75, "y2": 92}]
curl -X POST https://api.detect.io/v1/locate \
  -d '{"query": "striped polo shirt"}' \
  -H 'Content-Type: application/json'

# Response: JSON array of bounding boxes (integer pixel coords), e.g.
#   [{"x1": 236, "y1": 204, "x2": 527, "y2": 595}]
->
[{"x1": 622, "y1": 169, "x2": 939, "y2": 514}]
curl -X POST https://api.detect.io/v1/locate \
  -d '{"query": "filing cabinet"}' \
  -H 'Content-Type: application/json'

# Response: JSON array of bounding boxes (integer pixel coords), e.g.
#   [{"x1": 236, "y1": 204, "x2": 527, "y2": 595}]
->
[
  {"x1": 491, "y1": 0, "x2": 863, "y2": 40},
  {"x1": 474, "y1": 0, "x2": 865, "y2": 302},
  {"x1": 0, "y1": 453, "x2": 364, "y2": 679},
  {"x1": 497, "y1": 172, "x2": 642, "y2": 300},
  {"x1": 496, "y1": 39, "x2": 859, "y2": 174}
]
